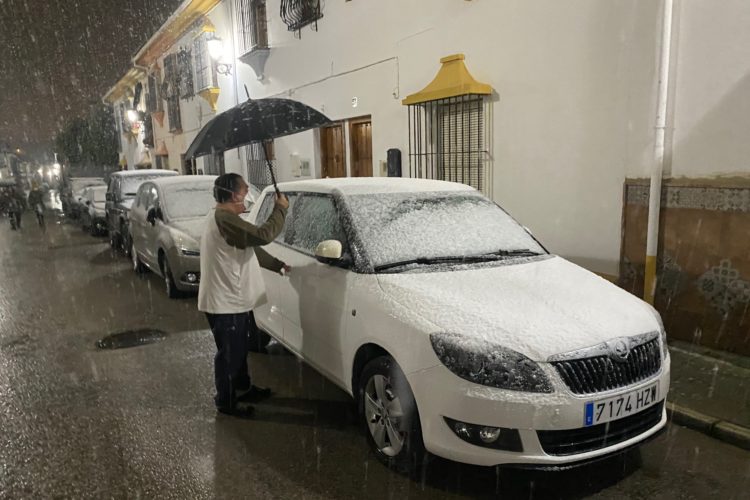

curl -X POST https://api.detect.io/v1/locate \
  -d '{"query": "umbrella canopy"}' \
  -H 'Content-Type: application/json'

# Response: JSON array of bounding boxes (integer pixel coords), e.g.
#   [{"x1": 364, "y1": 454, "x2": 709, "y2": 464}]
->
[{"x1": 185, "y1": 97, "x2": 332, "y2": 160}]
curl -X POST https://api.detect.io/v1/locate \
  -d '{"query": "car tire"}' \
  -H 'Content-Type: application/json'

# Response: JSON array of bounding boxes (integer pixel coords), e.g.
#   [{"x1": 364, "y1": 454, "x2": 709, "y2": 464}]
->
[
  {"x1": 358, "y1": 356, "x2": 427, "y2": 474},
  {"x1": 131, "y1": 242, "x2": 146, "y2": 274},
  {"x1": 162, "y1": 257, "x2": 180, "y2": 299},
  {"x1": 121, "y1": 226, "x2": 131, "y2": 257}
]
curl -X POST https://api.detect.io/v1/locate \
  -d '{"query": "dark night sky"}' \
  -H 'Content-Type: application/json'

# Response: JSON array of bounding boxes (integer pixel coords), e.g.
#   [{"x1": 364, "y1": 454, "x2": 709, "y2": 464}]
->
[{"x1": 0, "y1": 0, "x2": 183, "y2": 161}]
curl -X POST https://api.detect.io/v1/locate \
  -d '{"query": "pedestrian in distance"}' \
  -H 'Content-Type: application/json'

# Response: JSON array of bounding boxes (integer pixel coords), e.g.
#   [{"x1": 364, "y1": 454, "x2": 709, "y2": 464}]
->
[
  {"x1": 198, "y1": 173, "x2": 290, "y2": 419},
  {"x1": 27, "y1": 182, "x2": 45, "y2": 229},
  {"x1": 6, "y1": 185, "x2": 25, "y2": 230}
]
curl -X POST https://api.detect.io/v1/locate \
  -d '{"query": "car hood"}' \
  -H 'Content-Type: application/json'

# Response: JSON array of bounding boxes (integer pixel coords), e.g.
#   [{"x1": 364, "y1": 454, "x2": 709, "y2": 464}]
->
[
  {"x1": 170, "y1": 218, "x2": 205, "y2": 242},
  {"x1": 376, "y1": 256, "x2": 658, "y2": 361}
]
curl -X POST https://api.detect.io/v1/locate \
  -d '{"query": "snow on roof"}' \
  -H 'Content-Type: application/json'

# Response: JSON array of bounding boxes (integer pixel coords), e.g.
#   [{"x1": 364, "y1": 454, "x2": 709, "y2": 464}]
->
[
  {"x1": 273, "y1": 177, "x2": 476, "y2": 196},
  {"x1": 150, "y1": 175, "x2": 217, "y2": 187},
  {"x1": 110, "y1": 169, "x2": 179, "y2": 178}
]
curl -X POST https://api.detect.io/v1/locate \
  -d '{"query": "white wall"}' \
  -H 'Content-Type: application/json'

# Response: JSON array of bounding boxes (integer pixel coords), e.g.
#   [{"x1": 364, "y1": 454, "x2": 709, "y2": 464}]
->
[
  {"x1": 670, "y1": 0, "x2": 750, "y2": 178},
  {"x1": 224, "y1": 0, "x2": 662, "y2": 276}
]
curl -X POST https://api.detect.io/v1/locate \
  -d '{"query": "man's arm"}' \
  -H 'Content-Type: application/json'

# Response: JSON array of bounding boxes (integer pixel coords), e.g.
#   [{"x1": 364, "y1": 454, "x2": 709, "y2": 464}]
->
[
  {"x1": 255, "y1": 247, "x2": 284, "y2": 273},
  {"x1": 215, "y1": 206, "x2": 287, "y2": 250}
]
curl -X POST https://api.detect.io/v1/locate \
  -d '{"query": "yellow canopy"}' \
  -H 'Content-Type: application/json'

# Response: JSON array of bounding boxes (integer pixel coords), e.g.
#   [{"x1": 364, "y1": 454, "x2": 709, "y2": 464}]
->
[{"x1": 402, "y1": 54, "x2": 492, "y2": 106}]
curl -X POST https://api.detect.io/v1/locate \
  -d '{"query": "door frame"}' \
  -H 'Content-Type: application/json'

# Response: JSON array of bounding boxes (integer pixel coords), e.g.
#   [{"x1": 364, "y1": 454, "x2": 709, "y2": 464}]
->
[{"x1": 320, "y1": 121, "x2": 347, "y2": 178}]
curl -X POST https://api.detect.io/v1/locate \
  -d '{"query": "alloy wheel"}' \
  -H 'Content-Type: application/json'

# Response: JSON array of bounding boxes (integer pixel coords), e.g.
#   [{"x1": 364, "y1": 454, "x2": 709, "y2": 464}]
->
[{"x1": 364, "y1": 374, "x2": 406, "y2": 457}]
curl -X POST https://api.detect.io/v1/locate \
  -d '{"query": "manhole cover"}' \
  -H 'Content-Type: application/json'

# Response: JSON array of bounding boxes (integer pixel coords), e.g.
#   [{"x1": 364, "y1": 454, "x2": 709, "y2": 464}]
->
[{"x1": 96, "y1": 329, "x2": 167, "y2": 350}]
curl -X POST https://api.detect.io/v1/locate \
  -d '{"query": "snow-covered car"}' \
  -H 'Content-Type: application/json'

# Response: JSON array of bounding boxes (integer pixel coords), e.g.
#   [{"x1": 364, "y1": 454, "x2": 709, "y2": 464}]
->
[
  {"x1": 62, "y1": 177, "x2": 105, "y2": 218},
  {"x1": 129, "y1": 175, "x2": 217, "y2": 298},
  {"x1": 105, "y1": 169, "x2": 179, "y2": 254},
  {"x1": 79, "y1": 185, "x2": 108, "y2": 235},
  {"x1": 248, "y1": 178, "x2": 670, "y2": 470}
]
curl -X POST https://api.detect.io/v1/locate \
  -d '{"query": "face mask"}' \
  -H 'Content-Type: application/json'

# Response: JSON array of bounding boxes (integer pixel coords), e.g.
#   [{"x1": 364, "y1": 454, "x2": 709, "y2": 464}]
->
[{"x1": 243, "y1": 198, "x2": 253, "y2": 212}]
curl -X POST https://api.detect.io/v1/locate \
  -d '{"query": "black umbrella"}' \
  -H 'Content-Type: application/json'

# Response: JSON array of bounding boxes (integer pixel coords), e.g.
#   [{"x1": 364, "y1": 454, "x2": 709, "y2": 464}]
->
[{"x1": 185, "y1": 97, "x2": 331, "y2": 194}]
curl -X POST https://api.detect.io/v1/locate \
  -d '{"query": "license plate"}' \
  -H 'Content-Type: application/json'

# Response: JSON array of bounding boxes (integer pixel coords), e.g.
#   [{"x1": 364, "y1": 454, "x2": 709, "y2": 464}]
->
[{"x1": 584, "y1": 383, "x2": 659, "y2": 426}]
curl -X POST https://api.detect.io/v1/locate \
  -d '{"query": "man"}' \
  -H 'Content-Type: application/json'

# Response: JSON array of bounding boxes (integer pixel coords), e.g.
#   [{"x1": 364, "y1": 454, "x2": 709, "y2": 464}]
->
[
  {"x1": 198, "y1": 173, "x2": 289, "y2": 418},
  {"x1": 27, "y1": 182, "x2": 45, "y2": 227}
]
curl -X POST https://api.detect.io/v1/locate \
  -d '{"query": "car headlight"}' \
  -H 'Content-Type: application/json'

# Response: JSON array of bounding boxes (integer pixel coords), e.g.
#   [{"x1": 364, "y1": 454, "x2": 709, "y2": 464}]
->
[
  {"x1": 655, "y1": 311, "x2": 668, "y2": 360},
  {"x1": 173, "y1": 232, "x2": 200, "y2": 257},
  {"x1": 430, "y1": 332, "x2": 553, "y2": 393}
]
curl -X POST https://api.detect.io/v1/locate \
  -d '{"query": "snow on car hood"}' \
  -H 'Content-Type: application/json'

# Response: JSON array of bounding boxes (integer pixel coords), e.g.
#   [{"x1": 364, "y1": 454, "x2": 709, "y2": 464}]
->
[
  {"x1": 170, "y1": 217, "x2": 205, "y2": 242},
  {"x1": 376, "y1": 256, "x2": 658, "y2": 361}
]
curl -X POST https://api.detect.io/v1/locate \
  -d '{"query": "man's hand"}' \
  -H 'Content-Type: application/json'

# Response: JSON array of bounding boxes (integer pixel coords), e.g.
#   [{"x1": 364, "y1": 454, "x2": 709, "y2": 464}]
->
[
  {"x1": 275, "y1": 193, "x2": 289, "y2": 210},
  {"x1": 281, "y1": 264, "x2": 291, "y2": 276}
]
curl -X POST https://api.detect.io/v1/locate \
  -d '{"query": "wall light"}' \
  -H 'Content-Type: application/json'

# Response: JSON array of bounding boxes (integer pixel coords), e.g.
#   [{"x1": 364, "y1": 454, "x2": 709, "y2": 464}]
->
[{"x1": 127, "y1": 109, "x2": 139, "y2": 123}]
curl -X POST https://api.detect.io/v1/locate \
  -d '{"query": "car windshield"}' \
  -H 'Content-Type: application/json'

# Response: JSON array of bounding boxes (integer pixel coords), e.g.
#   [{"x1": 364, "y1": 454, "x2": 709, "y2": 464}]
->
[
  {"x1": 162, "y1": 183, "x2": 215, "y2": 220},
  {"x1": 121, "y1": 175, "x2": 173, "y2": 197},
  {"x1": 344, "y1": 191, "x2": 546, "y2": 269}
]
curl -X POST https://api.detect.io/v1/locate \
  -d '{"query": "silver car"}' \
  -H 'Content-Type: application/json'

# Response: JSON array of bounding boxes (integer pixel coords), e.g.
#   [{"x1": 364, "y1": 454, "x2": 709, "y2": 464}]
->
[{"x1": 129, "y1": 175, "x2": 217, "y2": 298}]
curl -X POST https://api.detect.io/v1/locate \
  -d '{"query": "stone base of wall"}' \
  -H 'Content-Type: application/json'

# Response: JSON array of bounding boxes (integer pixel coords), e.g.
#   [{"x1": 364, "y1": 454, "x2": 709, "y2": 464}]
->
[{"x1": 620, "y1": 178, "x2": 750, "y2": 356}]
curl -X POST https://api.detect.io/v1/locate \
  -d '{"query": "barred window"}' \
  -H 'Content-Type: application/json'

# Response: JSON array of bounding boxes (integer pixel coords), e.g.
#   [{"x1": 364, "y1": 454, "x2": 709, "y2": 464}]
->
[
  {"x1": 193, "y1": 32, "x2": 217, "y2": 91},
  {"x1": 235, "y1": 0, "x2": 268, "y2": 55},
  {"x1": 163, "y1": 54, "x2": 182, "y2": 132},
  {"x1": 407, "y1": 95, "x2": 489, "y2": 193},
  {"x1": 245, "y1": 141, "x2": 274, "y2": 189},
  {"x1": 146, "y1": 72, "x2": 163, "y2": 113},
  {"x1": 280, "y1": 0, "x2": 323, "y2": 34},
  {"x1": 204, "y1": 152, "x2": 225, "y2": 175},
  {"x1": 177, "y1": 47, "x2": 194, "y2": 99}
]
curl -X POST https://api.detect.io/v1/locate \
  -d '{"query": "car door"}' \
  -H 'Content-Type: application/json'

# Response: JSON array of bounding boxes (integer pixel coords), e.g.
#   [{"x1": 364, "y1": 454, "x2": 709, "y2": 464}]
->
[
  {"x1": 274, "y1": 192, "x2": 352, "y2": 385},
  {"x1": 141, "y1": 184, "x2": 161, "y2": 267},
  {"x1": 129, "y1": 185, "x2": 148, "y2": 260},
  {"x1": 251, "y1": 193, "x2": 296, "y2": 344}
]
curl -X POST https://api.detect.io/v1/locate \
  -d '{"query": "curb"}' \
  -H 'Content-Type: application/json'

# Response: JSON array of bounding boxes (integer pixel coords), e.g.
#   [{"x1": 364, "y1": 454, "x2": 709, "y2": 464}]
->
[{"x1": 667, "y1": 402, "x2": 750, "y2": 451}]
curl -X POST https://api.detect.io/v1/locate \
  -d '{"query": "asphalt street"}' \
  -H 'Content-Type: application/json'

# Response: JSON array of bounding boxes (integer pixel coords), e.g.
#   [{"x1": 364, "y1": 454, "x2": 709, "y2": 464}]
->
[{"x1": 0, "y1": 211, "x2": 748, "y2": 499}]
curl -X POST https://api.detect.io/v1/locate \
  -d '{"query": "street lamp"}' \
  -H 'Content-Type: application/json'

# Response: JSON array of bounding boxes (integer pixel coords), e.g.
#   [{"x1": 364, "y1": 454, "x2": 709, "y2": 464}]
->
[{"x1": 127, "y1": 109, "x2": 140, "y2": 123}]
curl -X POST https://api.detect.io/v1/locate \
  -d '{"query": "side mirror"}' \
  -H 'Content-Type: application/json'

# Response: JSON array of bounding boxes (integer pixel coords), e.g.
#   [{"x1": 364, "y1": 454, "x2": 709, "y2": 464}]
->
[
  {"x1": 147, "y1": 207, "x2": 157, "y2": 225},
  {"x1": 315, "y1": 240, "x2": 351, "y2": 268}
]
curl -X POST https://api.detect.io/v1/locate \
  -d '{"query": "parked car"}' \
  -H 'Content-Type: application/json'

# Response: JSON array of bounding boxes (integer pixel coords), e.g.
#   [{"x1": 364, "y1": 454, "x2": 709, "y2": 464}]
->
[
  {"x1": 247, "y1": 178, "x2": 670, "y2": 471},
  {"x1": 129, "y1": 175, "x2": 217, "y2": 298},
  {"x1": 79, "y1": 185, "x2": 108, "y2": 235},
  {"x1": 106, "y1": 169, "x2": 178, "y2": 255},
  {"x1": 61, "y1": 177, "x2": 106, "y2": 218}
]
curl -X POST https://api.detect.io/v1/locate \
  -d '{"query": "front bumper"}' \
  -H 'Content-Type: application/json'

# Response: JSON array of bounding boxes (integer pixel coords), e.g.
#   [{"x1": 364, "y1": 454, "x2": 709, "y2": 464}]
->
[
  {"x1": 408, "y1": 354, "x2": 671, "y2": 467},
  {"x1": 170, "y1": 252, "x2": 201, "y2": 291}
]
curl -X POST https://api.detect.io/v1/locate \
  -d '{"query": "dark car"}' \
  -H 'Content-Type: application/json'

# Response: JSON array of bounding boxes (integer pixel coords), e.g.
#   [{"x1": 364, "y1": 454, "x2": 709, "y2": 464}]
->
[{"x1": 105, "y1": 169, "x2": 178, "y2": 254}]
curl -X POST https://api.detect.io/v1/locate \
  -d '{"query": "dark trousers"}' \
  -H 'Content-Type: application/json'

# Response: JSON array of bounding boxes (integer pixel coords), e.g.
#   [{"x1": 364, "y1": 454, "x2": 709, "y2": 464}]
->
[{"x1": 206, "y1": 312, "x2": 254, "y2": 410}]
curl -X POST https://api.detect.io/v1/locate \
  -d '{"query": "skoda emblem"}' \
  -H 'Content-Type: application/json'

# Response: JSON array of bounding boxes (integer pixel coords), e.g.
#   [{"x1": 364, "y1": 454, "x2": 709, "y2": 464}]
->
[{"x1": 611, "y1": 340, "x2": 630, "y2": 361}]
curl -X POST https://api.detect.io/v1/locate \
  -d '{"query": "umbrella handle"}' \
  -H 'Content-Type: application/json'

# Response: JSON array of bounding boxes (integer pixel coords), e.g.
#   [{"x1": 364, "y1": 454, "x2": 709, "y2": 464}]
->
[{"x1": 262, "y1": 141, "x2": 281, "y2": 196}]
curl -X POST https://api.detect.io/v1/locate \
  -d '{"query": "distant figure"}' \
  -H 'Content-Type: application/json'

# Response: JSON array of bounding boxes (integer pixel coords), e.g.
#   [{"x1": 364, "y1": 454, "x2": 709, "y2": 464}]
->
[
  {"x1": 27, "y1": 182, "x2": 45, "y2": 228},
  {"x1": 6, "y1": 186, "x2": 25, "y2": 230},
  {"x1": 198, "y1": 173, "x2": 289, "y2": 419}
]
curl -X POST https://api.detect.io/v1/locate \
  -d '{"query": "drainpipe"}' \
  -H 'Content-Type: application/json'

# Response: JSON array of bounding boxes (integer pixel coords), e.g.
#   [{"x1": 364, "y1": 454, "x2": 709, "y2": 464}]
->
[{"x1": 644, "y1": 0, "x2": 675, "y2": 305}]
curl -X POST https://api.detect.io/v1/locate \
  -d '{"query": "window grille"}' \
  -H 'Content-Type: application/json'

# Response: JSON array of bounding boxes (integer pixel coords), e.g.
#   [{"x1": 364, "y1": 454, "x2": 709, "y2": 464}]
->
[
  {"x1": 163, "y1": 53, "x2": 182, "y2": 132},
  {"x1": 146, "y1": 73, "x2": 164, "y2": 113},
  {"x1": 143, "y1": 114, "x2": 154, "y2": 148},
  {"x1": 245, "y1": 141, "x2": 274, "y2": 189},
  {"x1": 235, "y1": 0, "x2": 268, "y2": 54},
  {"x1": 204, "y1": 151, "x2": 226, "y2": 175},
  {"x1": 177, "y1": 47, "x2": 194, "y2": 99},
  {"x1": 280, "y1": 0, "x2": 322, "y2": 35},
  {"x1": 193, "y1": 32, "x2": 218, "y2": 91},
  {"x1": 407, "y1": 95, "x2": 489, "y2": 193}
]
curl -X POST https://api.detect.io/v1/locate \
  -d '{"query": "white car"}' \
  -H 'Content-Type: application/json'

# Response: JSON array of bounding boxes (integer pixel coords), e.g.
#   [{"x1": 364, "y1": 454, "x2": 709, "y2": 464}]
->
[{"x1": 248, "y1": 178, "x2": 670, "y2": 470}]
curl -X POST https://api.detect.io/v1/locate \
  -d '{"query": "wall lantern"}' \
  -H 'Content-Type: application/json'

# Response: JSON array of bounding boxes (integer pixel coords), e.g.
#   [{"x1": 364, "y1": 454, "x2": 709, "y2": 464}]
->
[
  {"x1": 127, "y1": 109, "x2": 140, "y2": 123},
  {"x1": 207, "y1": 35, "x2": 233, "y2": 76}
]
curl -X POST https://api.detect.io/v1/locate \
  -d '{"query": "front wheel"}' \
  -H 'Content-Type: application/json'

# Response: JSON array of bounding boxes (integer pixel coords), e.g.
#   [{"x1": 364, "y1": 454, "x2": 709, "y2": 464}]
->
[
  {"x1": 359, "y1": 356, "x2": 426, "y2": 474},
  {"x1": 162, "y1": 257, "x2": 180, "y2": 299}
]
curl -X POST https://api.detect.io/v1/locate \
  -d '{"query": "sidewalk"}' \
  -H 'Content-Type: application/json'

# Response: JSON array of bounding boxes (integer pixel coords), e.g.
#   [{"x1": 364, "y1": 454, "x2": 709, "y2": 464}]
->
[{"x1": 667, "y1": 339, "x2": 750, "y2": 450}]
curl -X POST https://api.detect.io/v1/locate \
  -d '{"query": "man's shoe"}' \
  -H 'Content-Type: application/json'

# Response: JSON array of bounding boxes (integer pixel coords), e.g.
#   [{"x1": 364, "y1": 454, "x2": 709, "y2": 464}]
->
[
  {"x1": 217, "y1": 405, "x2": 255, "y2": 419},
  {"x1": 236, "y1": 385, "x2": 272, "y2": 403}
]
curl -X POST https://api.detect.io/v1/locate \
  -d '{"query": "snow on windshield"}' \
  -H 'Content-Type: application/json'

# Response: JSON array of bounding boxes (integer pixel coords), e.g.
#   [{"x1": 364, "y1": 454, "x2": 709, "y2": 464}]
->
[
  {"x1": 344, "y1": 191, "x2": 545, "y2": 268},
  {"x1": 122, "y1": 175, "x2": 169, "y2": 197},
  {"x1": 163, "y1": 183, "x2": 215, "y2": 220}
]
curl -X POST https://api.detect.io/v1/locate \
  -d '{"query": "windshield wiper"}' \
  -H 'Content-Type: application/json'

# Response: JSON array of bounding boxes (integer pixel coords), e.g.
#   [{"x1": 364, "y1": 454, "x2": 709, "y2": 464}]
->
[
  {"x1": 374, "y1": 256, "x2": 473, "y2": 272},
  {"x1": 483, "y1": 248, "x2": 543, "y2": 258}
]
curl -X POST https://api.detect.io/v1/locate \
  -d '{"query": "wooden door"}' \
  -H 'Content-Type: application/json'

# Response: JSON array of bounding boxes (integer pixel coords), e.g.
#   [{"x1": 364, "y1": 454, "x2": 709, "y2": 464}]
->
[
  {"x1": 349, "y1": 117, "x2": 373, "y2": 177},
  {"x1": 320, "y1": 123, "x2": 346, "y2": 178}
]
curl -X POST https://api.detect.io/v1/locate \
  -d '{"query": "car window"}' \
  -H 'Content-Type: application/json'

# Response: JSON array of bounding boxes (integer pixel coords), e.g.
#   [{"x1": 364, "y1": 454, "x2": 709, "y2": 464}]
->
[
  {"x1": 286, "y1": 194, "x2": 346, "y2": 254},
  {"x1": 150, "y1": 186, "x2": 159, "y2": 209},
  {"x1": 255, "y1": 192, "x2": 298, "y2": 243},
  {"x1": 135, "y1": 184, "x2": 150, "y2": 209}
]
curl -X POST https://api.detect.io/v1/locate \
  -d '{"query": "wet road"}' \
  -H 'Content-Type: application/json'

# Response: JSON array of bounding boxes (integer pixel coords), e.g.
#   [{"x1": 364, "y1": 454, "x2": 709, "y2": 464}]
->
[{"x1": 0, "y1": 210, "x2": 748, "y2": 499}]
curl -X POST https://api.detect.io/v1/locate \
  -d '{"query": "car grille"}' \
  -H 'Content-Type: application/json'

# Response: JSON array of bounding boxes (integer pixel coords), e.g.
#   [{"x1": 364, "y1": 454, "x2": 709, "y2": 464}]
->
[
  {"x1": 551, "y1": 338, "x2": 661, "y2": 395},
  {"x1": 537, "y1": 401, "x2": 664, "y2": 456}
]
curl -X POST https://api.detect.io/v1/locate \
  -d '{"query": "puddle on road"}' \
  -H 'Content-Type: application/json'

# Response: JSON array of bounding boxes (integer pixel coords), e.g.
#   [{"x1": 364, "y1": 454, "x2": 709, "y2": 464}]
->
[{"x1": 96, "y1": 329, "x2": 168, "y2": 350}]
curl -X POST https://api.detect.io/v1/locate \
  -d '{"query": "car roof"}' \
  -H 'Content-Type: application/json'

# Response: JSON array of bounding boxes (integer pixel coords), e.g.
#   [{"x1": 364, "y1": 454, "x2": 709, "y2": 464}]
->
[
  {"x1": 110, "y1": 169, "x2": 178, "y2": 178},
  {"x1": 270, "y1": 177, "x2": 476, "y2": 196},
  {"x1": 148, "y1": 175, "x2": 217, "y2": 188}
]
